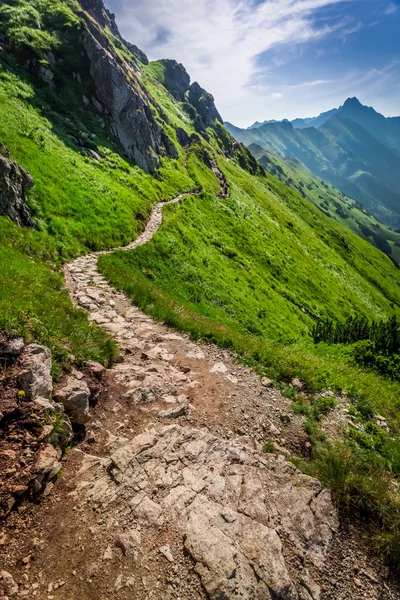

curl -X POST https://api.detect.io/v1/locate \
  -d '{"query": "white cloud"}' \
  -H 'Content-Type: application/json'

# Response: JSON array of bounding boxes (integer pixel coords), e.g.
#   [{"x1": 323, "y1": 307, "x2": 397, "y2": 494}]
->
[
  {"x1": 384, "y1": 2, "x2": 398, "y2": 15},
  {"x1": 105, "y1": 0, "x2": 350, "y2": 123},
  {"x1": 272, "y1": 92, "x2": 283, "y2": 98}
]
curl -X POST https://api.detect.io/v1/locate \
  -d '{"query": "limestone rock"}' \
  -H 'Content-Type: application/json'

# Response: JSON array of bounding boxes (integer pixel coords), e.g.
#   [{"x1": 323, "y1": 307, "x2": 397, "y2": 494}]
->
[
  {"x1": 17, "y1": 344, "x2": 53, "y2": 400},
  {"x1": 0, "y1": 146, "x2": 34, "y2": 227},
  {"x1": 158, "y1": 404, "x2": 188, "y2": 419},
  {"x1": 77, "y1": 425, "x2": 338, "y2": 600},
  {"x1": 159, "y1": 544, "x2": 174, "y2": 563},
  {"x1": 116, "y1": 529, "x2": 141, "y2": 558},
  {"x1": 210, "y1": 362, "x2": 228, "y2": 374},
  {"x1": 53, "y1": 377, "x2": 91, "y2": 424},
  {"x1": 87, "y1": 361, "x2": 106, "y2": 380},
  {"x1": 32, "y1": 444, "x2": 59, "y2": 475}
]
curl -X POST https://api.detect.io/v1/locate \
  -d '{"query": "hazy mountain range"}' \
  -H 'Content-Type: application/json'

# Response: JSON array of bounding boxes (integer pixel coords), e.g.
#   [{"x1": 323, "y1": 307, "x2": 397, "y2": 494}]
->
[{"x1": 226, "y1": 98, "x2": 400, "y2": 228}]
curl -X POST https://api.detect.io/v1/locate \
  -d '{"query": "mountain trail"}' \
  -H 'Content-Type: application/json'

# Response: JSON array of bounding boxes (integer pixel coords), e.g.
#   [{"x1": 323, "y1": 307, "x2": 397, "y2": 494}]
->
[{"x1": 1, "y1": 176, "x2": 398, "y2": 599}]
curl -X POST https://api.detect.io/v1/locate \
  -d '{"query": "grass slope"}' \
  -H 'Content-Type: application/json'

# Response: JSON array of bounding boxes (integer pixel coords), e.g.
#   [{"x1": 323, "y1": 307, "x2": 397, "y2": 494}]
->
[
  {"x1": 248, "y1": 143, "x2": 400, "y2": 262},
  {"x1": 100, "y1": 158, "x2": 400, "y2": 407},
  {"x1": 0, "y1": 19, "x2": 194, "y2": 367},
  {"x1": 225, "y1": 118, "x2": 400, "y2": 229}
]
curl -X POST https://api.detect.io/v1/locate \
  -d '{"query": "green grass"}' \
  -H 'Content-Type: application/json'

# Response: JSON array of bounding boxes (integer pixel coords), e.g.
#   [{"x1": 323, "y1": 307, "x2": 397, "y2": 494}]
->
[
  {"x1": 297, "y1": 441, "x2": 400, "y2": 569},
  {"x1": 0, "y1": 33, "x2": 198, "y2": 368},
  {"x1": 0, "y1": 218, "x2": 117, "y2": 375},
  {"x1": 98, "y1": 156, "x2": 400, "y2": 565},
  {"x1": 99, "y1": 159, "x2": 400, "y2": 417},
  {"x1": 249, "y1": 145, "x2": 400, "y2": 262}
]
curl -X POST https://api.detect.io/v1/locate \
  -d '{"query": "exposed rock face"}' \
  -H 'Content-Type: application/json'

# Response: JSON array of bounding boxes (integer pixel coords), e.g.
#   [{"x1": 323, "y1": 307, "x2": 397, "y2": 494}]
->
[
  {"x1": 17, "y1": 344, "x2": 53, "y2": 401},
  {"x1": 124, "y1": 41, "x2": 149, "y2": 65},
  {"x1": 76, "y1": 425, "x2": 338, "y2": 600},
  {"x1": 157, "y1": 59, "x2": 222, "y2": 129},
  {"x1": 158, "y1": 59, "x2": 191, "y2": 101},
  {"x1": 188, "y1": 81, "x2": 223, "y2": 128},
  {"x1": 78, "y1": 0, "x2": 148, "y2": 65},
  {"x1": 80, "y1": 26, "x2": 170, "y2": 173},
  {"x1": 76, "y1": 1, "x2": 174, "y2": 173},
  {"x1": 0, "y1": 144, "x2": 34, "y2": 227}
]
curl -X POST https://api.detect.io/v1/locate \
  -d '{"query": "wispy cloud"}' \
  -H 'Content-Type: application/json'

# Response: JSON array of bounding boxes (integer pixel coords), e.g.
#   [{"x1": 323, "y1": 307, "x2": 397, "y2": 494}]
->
[
  {"x1": 105, "y1": 0, "x2": 400, "y2": 125},
  {"x1": 384, "y1": 2, "x2": 398, "y2": 15},
  {"x1": 105, "y1": 0, "x2": 350, "y2": 115}
]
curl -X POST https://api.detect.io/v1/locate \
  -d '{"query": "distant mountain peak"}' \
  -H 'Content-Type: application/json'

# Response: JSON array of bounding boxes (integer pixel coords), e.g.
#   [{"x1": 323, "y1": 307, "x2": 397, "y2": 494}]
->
[{"x1": 342, "y1": 97, "x2": 362, "y2": 108}]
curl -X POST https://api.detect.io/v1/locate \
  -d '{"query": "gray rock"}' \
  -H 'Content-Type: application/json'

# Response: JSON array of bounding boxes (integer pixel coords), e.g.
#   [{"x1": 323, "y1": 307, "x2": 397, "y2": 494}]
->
[
  {"x1": 17, "y1": 344, "x2": 53, "y2": 400},
  {"x1": 0, "y1": 148, "x2": 34, "y2": 227},
  {"x1": 78, "y1": 425, "x2": 339, "y2": 600},
  {"x1": 80, "y1": 22, "x2": 177, "y2": 173},
  {"x1": 32, "y1": 444, "x2": 59, "y2": 476},
  {"x1": 157, "y1": 59, "x2": 190, "y2": 101},
  {"x1": 0, "y1": 336, "x2": 24, "y2": 357},
  {"x1": 158, "y1": 404, "x2": 188, "y2": 419},
  {"x1": 115, "y1": 529, "x2": 141, "y2": 558},
  {"x1": 124, "y1": 40, "x2": 149, "y2": 65},
  {"x1": 53, "y1": 377, "x2": 91, "y2": 424}
]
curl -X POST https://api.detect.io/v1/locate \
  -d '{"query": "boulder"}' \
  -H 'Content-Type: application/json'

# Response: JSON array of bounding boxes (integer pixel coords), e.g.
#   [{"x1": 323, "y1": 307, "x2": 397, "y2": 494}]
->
[
  {"x1": 17, "y1": 344, "x2": 53, "y2": 400},
  {"x1": 0, "y1": 146, "x2": 34, "y2": 227},
  {"x1": 53, "y1": 377, "x2": 91, "y2": 424},
  {"x1": 0, "y1": 336, "x2": 24, "y2": 357},
  {"x1": 88, "y1": 361, "x2": 106, "y2": 380},
  {"x1": 158, "y1": 404, "x2": 188, "y2": 419},
  {"x1": 115, "y1": 529, "x2": 141, "y2": 558}
]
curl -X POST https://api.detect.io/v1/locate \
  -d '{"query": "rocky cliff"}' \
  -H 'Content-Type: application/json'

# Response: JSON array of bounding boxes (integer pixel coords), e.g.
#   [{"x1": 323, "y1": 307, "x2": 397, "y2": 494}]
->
[
  {"x1": 0, "y1": 0, "x2": 260, "y2": 176},
  {"x1": 0, "y1": 144, "x2": 34, "y2": 227}
]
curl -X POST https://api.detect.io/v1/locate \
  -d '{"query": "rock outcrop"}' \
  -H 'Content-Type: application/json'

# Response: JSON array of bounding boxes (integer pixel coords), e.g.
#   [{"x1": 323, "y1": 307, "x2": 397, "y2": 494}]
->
[
  {"x1": 80, "y1": 13, "x2": 177, "y2": 173},
  {"x1": 157, "y1": 59, "x2": 222, "y2": 129},
  {"x1": 0, "y1": 144, "x2": 34, "y2": 227},
  {"x1": 158, "y1": 59, "x2": 191, "y2": 101},
  {"x1": 77, "y1": 425, "x2": 338, "y2": 600}
]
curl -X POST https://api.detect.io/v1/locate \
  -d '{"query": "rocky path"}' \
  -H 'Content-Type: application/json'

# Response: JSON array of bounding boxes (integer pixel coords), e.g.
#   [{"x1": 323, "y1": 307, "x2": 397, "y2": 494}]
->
[{"x1": 2, "y1": 183, "x2": 399, "y2": 599}]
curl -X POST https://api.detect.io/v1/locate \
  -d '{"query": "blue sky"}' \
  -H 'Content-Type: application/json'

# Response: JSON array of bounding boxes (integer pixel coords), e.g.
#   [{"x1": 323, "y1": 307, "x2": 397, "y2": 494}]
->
[{"x1": 104, "y1": 0, "x2": 400, "y2": 127}]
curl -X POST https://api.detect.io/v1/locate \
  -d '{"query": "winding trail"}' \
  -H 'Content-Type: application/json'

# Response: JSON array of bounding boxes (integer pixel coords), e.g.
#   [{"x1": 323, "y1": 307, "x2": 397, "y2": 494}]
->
[{"x1": 2, "y1": 171, "x2": 393, "y2": 600}]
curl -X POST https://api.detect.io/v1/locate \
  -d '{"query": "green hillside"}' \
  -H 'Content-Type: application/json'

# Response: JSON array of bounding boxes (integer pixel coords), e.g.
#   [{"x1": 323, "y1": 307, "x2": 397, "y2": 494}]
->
[{"x1": 248, "y1": 143, "x2": 400, "y2": 261}]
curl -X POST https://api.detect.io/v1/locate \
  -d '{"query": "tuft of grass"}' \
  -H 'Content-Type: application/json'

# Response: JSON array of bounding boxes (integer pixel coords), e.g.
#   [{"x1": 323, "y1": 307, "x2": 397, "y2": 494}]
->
[
  {"x1": 262, "y1": 440, "x2": 276, "y2": 453},
  {"x1": 297, "y1": 441, "x2": 400, "y2": 569}
]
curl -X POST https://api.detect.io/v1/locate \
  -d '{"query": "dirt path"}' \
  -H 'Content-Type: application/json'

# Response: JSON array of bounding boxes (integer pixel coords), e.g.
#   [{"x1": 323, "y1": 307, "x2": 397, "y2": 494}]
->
[{"x1": 1, "y1": 181, "x2": 399, "y2": 599}]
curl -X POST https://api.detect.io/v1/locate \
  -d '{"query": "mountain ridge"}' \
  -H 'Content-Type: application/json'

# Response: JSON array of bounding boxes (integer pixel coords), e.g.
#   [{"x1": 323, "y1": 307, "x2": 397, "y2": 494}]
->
[{"x1": 226, "y1": 98, "x2": 400, "y2": 228}]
